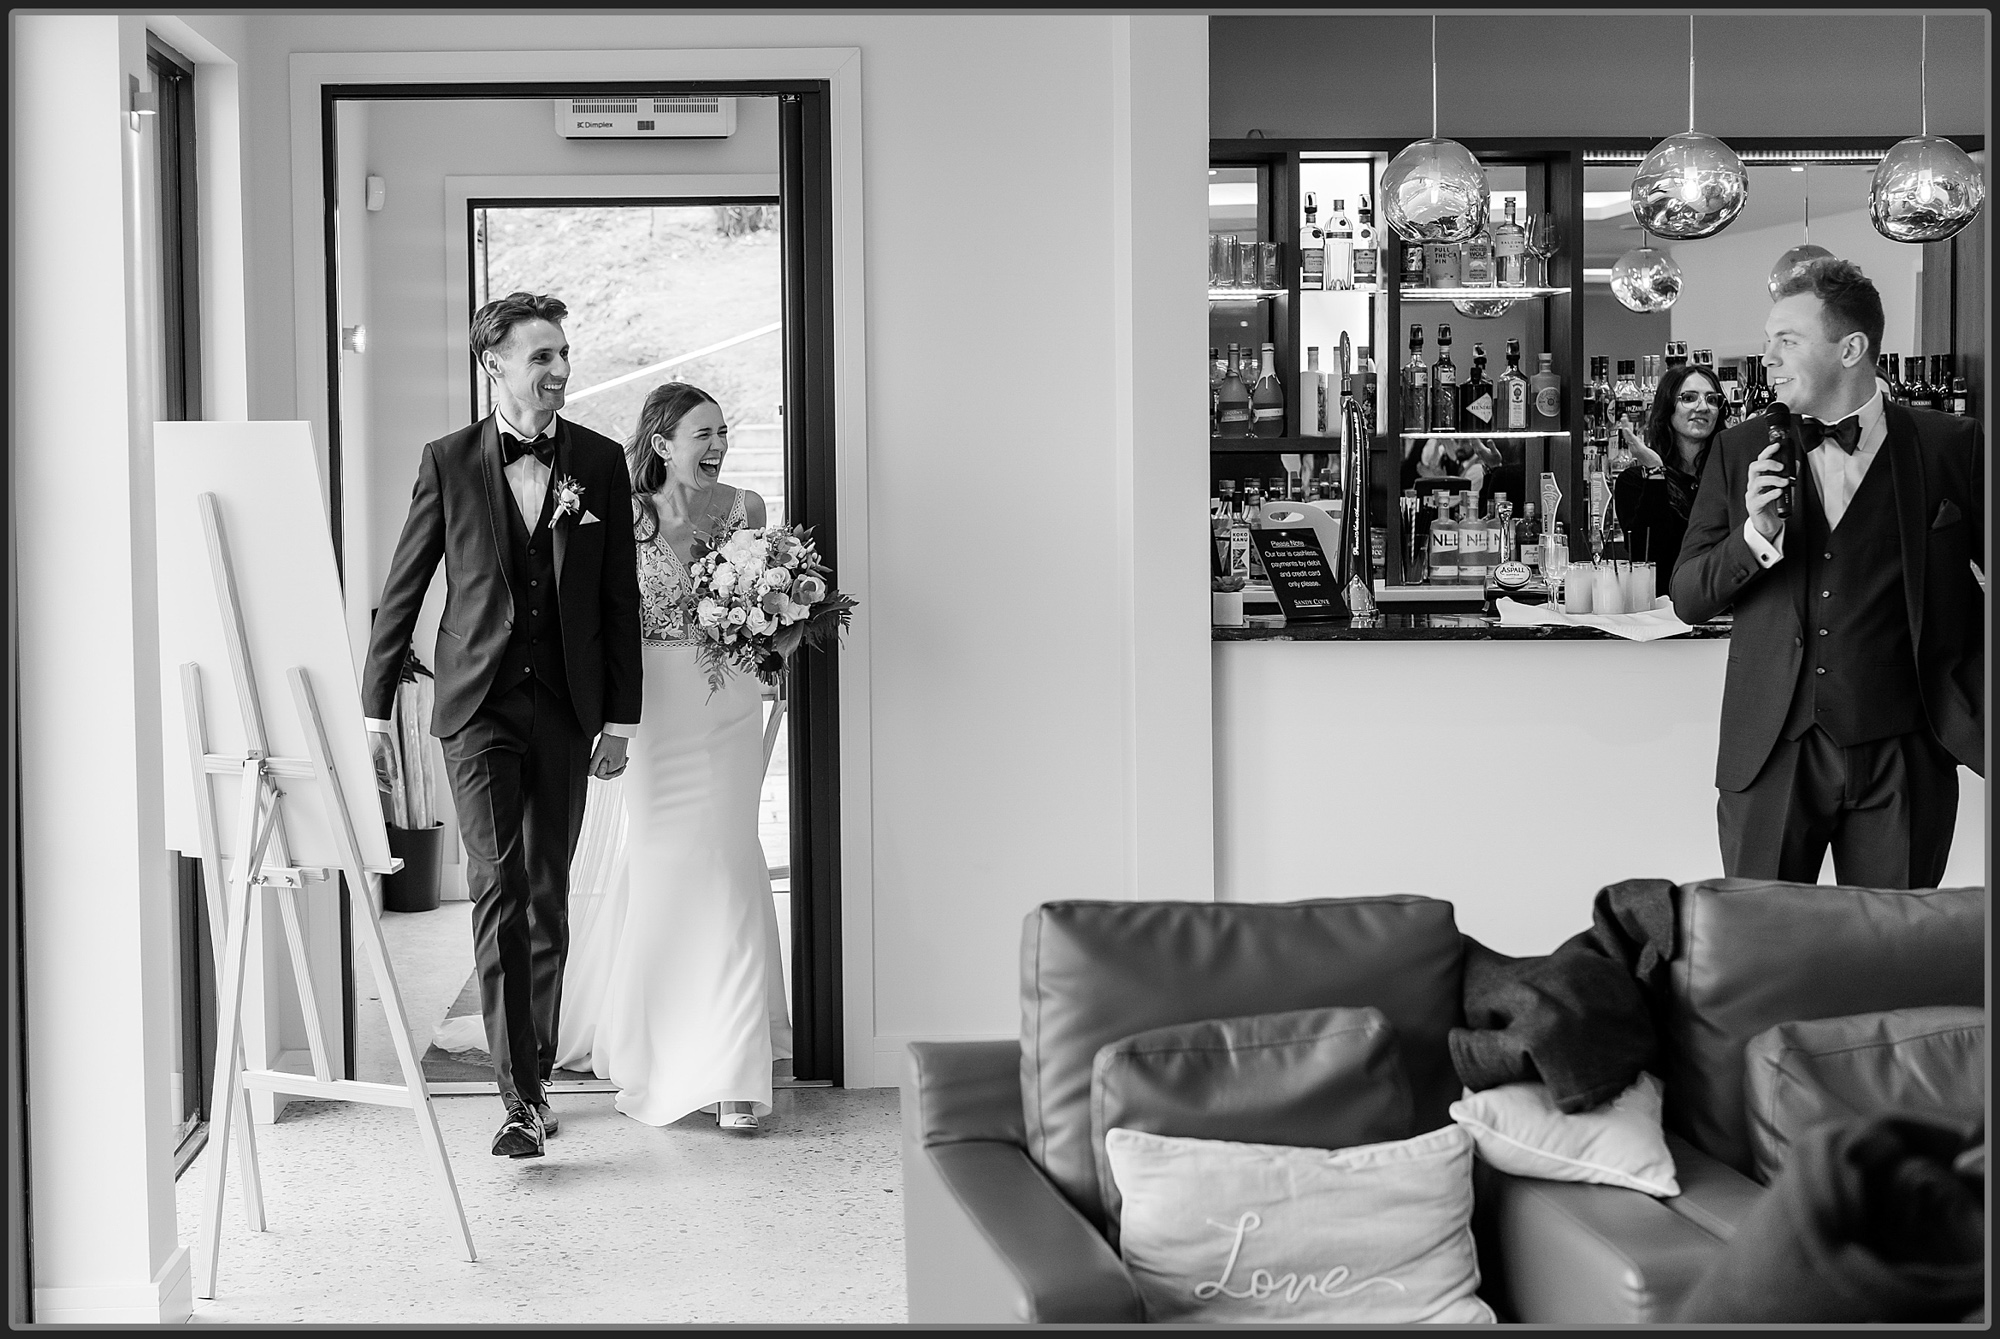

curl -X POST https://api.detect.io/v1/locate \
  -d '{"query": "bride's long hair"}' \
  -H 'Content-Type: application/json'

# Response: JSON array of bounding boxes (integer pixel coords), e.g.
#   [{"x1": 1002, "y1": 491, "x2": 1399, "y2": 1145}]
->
[{"x1": 626, "y1": 381, "x2": 721, "y2": 544}]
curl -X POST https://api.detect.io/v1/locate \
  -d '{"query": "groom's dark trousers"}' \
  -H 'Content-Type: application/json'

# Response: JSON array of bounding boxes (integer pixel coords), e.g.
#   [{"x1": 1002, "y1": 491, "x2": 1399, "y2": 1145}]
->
[{"x1": 363, "y1": 415, "x2": 641, "y2": 1110}]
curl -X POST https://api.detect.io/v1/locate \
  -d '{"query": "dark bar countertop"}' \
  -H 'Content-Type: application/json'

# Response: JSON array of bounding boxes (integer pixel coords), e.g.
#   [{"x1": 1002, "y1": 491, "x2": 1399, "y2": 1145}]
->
[{"x1": 1213, "y1": 611, "x2": 1734, "y2": 642}]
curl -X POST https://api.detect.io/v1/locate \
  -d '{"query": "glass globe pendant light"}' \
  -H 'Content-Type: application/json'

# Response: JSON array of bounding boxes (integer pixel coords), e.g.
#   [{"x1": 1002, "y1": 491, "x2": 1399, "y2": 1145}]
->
[
  {"x1": 1870, "y1": 15, "x2": 1986, "y2": 243},
  {"x1": 1630, "y1": 16, "x2": 1749, "y2": 241},
  {"x1": 1768, "y1": 186, "x2": 1834, "y2": 298},
  {"x1": 1611, "y1": 229, "x2": 1682, "y2": 313},
  {"x1": 1380, "y1": 15, "x2": 1488, "y2": 246}
]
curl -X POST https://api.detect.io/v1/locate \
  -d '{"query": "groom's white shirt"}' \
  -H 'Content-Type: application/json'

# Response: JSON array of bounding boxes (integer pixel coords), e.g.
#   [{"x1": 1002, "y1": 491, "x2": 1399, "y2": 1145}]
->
[{"x1": 365, "y1": 408, "x2": 634, "y2": 740}]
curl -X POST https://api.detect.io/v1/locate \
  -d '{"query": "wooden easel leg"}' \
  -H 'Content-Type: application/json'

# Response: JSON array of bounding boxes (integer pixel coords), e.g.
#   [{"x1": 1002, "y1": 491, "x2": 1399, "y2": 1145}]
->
[
  {"x1": 354, "y1": 873, "x2": 478, "y2": 1262},
  {"x1": 197, "y1": 766, "x2": 277, "y2": 1300},
  {"x1": 275, "y1": 885, "x2": 336, "y2": 1081}
]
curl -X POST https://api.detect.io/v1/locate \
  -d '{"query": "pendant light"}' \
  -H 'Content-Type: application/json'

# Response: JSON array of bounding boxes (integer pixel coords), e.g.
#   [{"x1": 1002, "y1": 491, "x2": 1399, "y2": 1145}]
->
[
  {"x1": 1870, "y1": 15, "x2": 1986, "y2": 243},
  {"x1": 1380, "y1": 15, "x2": 1487, "y2": 246},
  {"x1": 1768, "y1": 180, "x2": 1834, "y2": 297},
  {"x1": 1630, "y1": 16, "x2": 1749, "y2": 241},
  {"x1": 1612, "y1": 229, "x2": 1682, "y2": 313}
]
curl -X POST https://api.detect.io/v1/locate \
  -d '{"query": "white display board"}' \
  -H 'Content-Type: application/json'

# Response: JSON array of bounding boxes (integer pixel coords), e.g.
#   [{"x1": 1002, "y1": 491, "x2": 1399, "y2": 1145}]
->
[{"x1": 155, "y1": 420, "x2": 393, "y2": 872}]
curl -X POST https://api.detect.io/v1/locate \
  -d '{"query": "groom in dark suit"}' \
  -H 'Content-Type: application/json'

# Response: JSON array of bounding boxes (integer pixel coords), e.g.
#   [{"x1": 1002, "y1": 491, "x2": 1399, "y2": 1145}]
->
[
  {"x1": 1672, "y1": 259, "x2": 1984, "y2": 888},
  {"x1": 363, "y1": 292, "x2": 643, "y2": 1158}
]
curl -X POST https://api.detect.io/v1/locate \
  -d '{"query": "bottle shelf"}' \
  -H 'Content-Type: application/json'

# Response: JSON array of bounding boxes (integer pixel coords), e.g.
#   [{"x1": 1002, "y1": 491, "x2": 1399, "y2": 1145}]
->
[
  {"x1": 1398, "y1": 431, "x2": 1571, "y2": 439},
  {"x1": 1300, "y1": 284, "x2": 1382, "y2": 296},
  {"x1": 1397, "y1": 286, "x2": 1567, "y2": 302},
  {"x1": 1211, "y1": 436, "x2": 1344, "y2": 453},
  {"x1": 1208, "y1": 288, "x2": 1287, "y2": 301}
]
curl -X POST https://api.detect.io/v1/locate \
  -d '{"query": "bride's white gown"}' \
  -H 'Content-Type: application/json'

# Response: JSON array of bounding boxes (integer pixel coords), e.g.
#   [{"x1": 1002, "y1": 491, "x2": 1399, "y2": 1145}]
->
[{"x1": 553, "y1": 492, "x2": 793, "y2": 1123}]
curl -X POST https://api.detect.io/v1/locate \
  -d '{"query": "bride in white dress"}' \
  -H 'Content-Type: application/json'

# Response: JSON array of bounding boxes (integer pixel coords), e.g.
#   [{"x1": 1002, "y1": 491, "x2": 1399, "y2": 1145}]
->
[{"x1": 554, "y1": 382, "x2": 792, "y2": 1129}]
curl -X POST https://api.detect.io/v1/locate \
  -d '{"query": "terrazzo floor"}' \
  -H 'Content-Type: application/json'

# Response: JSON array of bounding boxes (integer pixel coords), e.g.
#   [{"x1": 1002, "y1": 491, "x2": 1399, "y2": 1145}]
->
[{"x1": 175, "y1": 1085, "x2": 906, "y2": 1325}]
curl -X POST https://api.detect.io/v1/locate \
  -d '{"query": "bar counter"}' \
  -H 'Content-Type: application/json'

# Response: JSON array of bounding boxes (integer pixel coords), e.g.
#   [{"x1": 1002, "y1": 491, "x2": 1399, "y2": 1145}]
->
[{"x1": 1213, "y1": 612, "x2": 1735, "y2": 641}]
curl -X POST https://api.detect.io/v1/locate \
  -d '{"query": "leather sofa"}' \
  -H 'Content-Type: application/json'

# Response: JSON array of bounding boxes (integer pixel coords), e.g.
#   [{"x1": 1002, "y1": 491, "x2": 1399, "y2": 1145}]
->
[{"x1": 901, "y1": 879, "x2": 1983, "y2": 1324}]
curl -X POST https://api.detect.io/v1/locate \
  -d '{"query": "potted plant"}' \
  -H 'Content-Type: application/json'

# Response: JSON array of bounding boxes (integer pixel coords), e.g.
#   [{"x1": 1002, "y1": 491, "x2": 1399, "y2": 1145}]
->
[
  {"x1": 1212, "y1": 574, "x2": 1247, "y2": 627},
  {"x1": 379, "y1": 643, "x2": 444, "y2": 913}
]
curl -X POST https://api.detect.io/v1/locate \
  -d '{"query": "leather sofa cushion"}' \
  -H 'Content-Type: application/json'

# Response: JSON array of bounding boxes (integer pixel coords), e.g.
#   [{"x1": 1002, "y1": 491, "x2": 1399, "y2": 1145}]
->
[
  {"x1": 1660, "y1": 879, "x2": 1983, "y2": 1176},
  {"x1": 1744, "y1": 1005, "x2": 1986, "y2": 1185},
  {"x1": 1021, "y1": 896, "x2": 1464, "y2": 1230},
  {"x1": 1090, "y1": 1006, "x2": 1414, "y2": 1231}
]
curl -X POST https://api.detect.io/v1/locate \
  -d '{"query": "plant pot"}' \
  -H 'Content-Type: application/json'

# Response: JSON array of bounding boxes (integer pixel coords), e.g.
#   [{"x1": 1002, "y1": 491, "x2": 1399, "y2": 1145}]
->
[
  {"x1": 383, "y1": 823, "x2": 444, "y2": 913},
  {"x1": 1212, "y1": 590, "x2": 1246, "y2": 626}
]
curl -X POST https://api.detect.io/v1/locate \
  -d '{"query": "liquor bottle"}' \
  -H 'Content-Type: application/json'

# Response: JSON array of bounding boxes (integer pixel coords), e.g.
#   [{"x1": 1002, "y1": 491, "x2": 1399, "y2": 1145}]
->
[
  {"x1": 1932, "y1": 355, "x2": 1952, "y2": 410},
  {"x1": 1530, "y1": 352, "x2": 1563, "y2": 432},
  {"x1": 1591, "y1": 357, "x2": 1615, "y2": 433},
  {"x1": 1352, "y1": 196, "x2": 1379, "y2": 285},
  {"x1": 1905, "y1": 354, "x2": 1931, "y2": 409},
  {"x1": 1431, "y1": 323, "x2": 1460, "y2": 435},
  {"x1": 1324, "y1": 199, "x2": 1354, "y2": 290},
  {"x1": 1515, "y1": 502, "x2": 1541, "y2": 575},
  {"x1": 1215, "y1": 344, "x2": 1252, "y2": 437},
  {"x1": 1241, "y1": 478, "x2": 1266, "y2": 581},
  {"x1": 1613, "y1": 359, "x2": 1642, "y2": 421},
  {"x1": 1582, "y1": 355, "x2": 1605, "y2": 441},
  {"x1": 1493, "y1": 198, "x2": 1527, "y2": 288},
  {"x1": 1493, "y1": 492, "x2": 1515, "y2": 563},
  {"x1": 1209, "y1": 346, "x2": 1224, "y2": 429},
  {"x1": 1459, "y1": 343, "x2": 1495, "y2": 433},
  {"x1": 1497, "y1": 338, "x2": 1531, "y2": 431},
  {"x1": 1213, "y1": 479, "x2": 1234, "y2": 573},
  {"x1": 1401, "y1": 324, "x2": 1431, "y2": 434},
  {"x1": 1461, "y1": 222, "x2": 1496, "y2": 288},
  {"x1": 1718, "y1": 363, "x2": 1744, "y2": 419},
  {"x1": 1400, "y1": 239, "x2": 1428, "y2": 290},
  {"x1": 1949, "y1": 374, "x2": 1970, "y2": 417},
  {"x1": 1252, "y1": 343, "x2": 1286, "y2": 438},
  {"x1": 1427, "y1": 495, "x2": 1460, "y2": 585},
  {"x1": 1299, "y1": 346, "x2": 1328, "y2": 437},
  {"x1": 1425, "y1": 240, "x2": 1459, "y2": 288},
  {"x1": 1300, "y1": 193, "x2": 1326, "y2": 289},
  {"x1": 1692, "y1": 347, "x2": 1714, "y2": 369},
  {"x1": 1456, "y1": 491, "x2": 1488, "y2": 586}
]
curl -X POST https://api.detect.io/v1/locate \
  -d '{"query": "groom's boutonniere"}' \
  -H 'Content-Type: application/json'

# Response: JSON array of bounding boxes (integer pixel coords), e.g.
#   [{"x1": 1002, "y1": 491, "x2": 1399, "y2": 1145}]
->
[{"x1": 551, "y1": 473, "x2": 585, "y2": 524}]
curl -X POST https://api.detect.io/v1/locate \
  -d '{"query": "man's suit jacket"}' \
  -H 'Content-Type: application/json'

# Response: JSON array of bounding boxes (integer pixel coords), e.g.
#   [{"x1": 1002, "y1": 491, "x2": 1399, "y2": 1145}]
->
[
  {"x1": 362, "y1": 415, "x2": 643, "y2": 739},
  {"x1": 1670, "y1": 402, "x2": 1984, "y2": 791}
]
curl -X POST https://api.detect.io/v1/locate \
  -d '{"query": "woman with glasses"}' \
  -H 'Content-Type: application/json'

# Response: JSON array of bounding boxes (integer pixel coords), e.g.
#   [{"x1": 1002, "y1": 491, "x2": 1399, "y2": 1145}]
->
[{"x1": 1614, "y1": 363, "x2": 1730, "y2": 579}]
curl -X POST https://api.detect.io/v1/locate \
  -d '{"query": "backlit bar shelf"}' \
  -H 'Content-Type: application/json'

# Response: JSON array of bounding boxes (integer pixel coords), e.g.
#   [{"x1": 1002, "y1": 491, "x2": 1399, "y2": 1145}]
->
[
  {"x1": 1208, "y1": 288, "x2": 1287, "y2": 300},
  {"x1": 1399, "y1": 431, "x2": 1571, "y2": 439},
  {"x1": 1398, "y1": 286, "x2": 1567, "y2": 302}
]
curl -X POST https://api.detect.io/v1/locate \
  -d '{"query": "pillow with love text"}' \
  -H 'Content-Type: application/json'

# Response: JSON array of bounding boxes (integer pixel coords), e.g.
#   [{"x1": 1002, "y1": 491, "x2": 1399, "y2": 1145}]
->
[{"x1": 1103, "y1": 1123, "x2": 1494, "y2": 1325}]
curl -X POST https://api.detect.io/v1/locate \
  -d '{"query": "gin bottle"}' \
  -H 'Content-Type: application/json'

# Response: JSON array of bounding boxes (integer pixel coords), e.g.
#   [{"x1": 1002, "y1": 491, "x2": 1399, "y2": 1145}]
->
[
  {"x1": 1431, "y1": 323, "x2": 1459, "y2": 437},
  {"x1": 1401, "y1": 324, "x2": 1431, "y2": 433},
  {"x1": 1493, "y1": 198, "x2": 1527, "y2": 288},
  {"x1": 1324, "y1": 199, "x2": 1354, "y2": 290}
]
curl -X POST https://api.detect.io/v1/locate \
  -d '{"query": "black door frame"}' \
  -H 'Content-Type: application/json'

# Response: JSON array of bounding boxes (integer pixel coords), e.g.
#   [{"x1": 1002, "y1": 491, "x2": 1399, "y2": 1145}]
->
[{"x1": 320, "y1": 80, "x2": 844, "y2": 1084}]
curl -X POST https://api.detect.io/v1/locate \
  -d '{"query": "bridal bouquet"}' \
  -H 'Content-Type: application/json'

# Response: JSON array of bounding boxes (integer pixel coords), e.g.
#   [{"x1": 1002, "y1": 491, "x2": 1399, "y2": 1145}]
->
[{"x1": 683, "y1": 523, "x2": 858, "y2": 692}]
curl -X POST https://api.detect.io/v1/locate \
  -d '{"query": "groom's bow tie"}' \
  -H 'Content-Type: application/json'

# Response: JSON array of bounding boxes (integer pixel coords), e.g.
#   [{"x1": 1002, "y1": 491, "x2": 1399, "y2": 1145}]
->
[
  {"x1": 500, "y1": 430, "x2": 555, "y2": 467},
  {"x1": 1801, "y1": 414, "x2": 1863, "y2": 454}
]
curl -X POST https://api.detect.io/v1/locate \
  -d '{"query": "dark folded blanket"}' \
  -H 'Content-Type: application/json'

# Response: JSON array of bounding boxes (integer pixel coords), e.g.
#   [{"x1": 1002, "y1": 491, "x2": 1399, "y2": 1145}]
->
[
  {"x1": 1674, "y1": 1115, "x2": 1985, "y2": 1323},
  {"x1": 1449, "y1": 878, "x2": 1676, "y2": 1113}
]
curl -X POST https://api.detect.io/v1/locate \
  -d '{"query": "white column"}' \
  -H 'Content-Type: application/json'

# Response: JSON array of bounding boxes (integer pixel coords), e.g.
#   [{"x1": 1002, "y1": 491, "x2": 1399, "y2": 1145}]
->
[
  {"x1": 1110, "y1": 16, "x2": 1215, "y2": 902},
  {"x1": 13, "y1": 14, "x2": 190, "y2": 1323}
]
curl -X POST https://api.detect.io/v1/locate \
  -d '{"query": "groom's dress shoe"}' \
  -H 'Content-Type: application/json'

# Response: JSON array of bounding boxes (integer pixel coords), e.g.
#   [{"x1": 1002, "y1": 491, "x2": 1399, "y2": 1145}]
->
[
  {"x1": 492, "y1": 1101, "x2": 545, "y2": 1159},
  {"x1": 536, "y1": 1101, "x2": 559, "y2": 1137}
]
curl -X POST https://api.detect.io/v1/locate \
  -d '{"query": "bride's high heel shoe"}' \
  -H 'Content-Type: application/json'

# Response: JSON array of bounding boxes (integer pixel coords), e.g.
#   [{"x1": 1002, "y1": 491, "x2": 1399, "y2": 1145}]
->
[{"x1": 717, "y1": 1101, "x2": 759, "y2": 1132}]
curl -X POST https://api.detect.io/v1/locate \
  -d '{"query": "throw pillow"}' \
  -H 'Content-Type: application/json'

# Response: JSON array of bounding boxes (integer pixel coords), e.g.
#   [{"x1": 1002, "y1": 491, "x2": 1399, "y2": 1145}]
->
[
  {"x1": 1090, "y1": 1005, "x2": 1415, "y2": 1231},
  {"x1": 1449, "y1": 1071, "x2": 1679, "y2": 1196},
  {"x1": 1744, "y1": 1005, "x2": 1986, "y2": 1186},
  {"x1": 1104, "y1": 1124, "x2": 1494, "y2": 1325}
]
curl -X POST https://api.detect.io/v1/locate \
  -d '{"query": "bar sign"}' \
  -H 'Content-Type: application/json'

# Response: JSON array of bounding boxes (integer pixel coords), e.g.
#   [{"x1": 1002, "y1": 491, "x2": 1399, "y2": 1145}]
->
[{"x1": 1249, "y1": 526, "x2": 1344, "y2": 622}]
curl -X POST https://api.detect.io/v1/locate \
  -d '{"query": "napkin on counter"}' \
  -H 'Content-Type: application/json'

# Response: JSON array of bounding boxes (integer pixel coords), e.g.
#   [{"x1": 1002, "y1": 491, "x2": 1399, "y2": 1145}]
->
[{"x1": 1494, "y1": 596, "x2": 1696, "y2": 642}]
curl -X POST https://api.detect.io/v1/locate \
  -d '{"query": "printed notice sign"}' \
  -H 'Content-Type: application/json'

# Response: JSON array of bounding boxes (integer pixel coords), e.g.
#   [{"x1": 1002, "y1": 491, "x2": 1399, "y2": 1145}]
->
[{"x1": 1249, "y1": 526, "x2": 1343, "y2": 622}]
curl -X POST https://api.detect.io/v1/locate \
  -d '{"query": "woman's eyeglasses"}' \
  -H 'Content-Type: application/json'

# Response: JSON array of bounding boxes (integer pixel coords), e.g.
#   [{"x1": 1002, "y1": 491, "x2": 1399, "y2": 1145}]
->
[{"x1": 1676, "y1": 390, "x2": 1727, "y2": 407}]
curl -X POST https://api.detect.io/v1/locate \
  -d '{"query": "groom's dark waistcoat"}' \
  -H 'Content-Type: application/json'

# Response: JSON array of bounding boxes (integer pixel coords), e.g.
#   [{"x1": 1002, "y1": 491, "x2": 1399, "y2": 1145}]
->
[{"x1": 492, "y1": 474, "x2": 572, "y2": 705}]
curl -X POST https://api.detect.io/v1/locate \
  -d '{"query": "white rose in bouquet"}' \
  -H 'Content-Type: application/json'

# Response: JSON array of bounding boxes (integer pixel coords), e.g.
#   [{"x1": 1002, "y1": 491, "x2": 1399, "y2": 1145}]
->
[
  {"x1": 726, "y1": 606, "x2": 748, "y2": 626},
  {"x1": 758, "y1": 566, "x2": 789, "y2": 592},
  {"x1": 793, "y1": 572, "x2": 828, "y2": 604},
  {"x1": 696, "y1": 597, "x2": 724, "y2": 628},
  {"x1": 710, "y1": 560, "x2": 737, "y2": 594},
  {"x1": 746, "y1": 608, "x2": 773, "y2": 635}
]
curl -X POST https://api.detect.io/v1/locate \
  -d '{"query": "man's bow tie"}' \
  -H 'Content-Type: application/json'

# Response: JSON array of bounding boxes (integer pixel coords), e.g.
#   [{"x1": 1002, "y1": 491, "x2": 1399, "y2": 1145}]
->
[
  {"x1": 500, "y1": 430, "x2": 555, "y2": 467},
  {"x1": 1802, "y1": 414, "x2": 1862, "y2": 454}
]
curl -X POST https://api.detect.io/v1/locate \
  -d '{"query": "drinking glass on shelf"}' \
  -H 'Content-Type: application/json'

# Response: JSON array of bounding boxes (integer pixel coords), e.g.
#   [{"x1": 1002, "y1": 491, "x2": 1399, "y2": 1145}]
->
[
  {"x1": 1235, "y1": 237, "x2": 1259, "y2": 288},
  {"x1": 1259, "y1": 242, "x2": 1281, "y2": 290},
  {"x1": 1209, "y1": 234, "x2": 1229, "y2": 289},
  {"x1": 1525, "y1": 212, "x2": 1558, "y2": 288},
  {"x1": 1220, "y1": 235, "x2": 1242, "y2": 289}
]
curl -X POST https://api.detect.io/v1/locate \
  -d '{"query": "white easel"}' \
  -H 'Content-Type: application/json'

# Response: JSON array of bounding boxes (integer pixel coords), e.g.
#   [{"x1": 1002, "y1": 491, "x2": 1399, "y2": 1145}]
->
[{"x1": 185, "y1": 492, "x2": 474, "y2": 1299}]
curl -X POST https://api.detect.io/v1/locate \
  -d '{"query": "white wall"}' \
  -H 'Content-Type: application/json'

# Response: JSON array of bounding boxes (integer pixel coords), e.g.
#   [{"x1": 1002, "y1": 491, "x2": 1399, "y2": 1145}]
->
[{"x1": 232, "y1": 13, "x2": 1215, "y2": 1083}]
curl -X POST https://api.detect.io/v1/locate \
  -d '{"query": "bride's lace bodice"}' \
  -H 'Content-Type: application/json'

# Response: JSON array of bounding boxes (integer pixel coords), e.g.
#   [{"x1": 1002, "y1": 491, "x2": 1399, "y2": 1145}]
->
[{"x1": 637, "y1": 491, "x2": 748, "y2": 648}]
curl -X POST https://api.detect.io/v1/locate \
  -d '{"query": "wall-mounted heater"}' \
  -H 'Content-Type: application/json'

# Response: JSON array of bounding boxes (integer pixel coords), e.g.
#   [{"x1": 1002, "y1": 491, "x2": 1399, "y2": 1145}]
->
[{"x1": 554, "y1": 96, "x2": 737, "y2": 139}]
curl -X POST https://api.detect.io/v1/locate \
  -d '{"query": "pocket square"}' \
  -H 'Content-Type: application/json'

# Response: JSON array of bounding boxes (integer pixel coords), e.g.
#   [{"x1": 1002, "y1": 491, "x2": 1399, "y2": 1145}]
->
[
  {"x1": 579, "y1": 510, "x2": 601, "y2": 526},
  {"x1": 1933, "y1": 498, "x2": 1963, "y2": 530}
]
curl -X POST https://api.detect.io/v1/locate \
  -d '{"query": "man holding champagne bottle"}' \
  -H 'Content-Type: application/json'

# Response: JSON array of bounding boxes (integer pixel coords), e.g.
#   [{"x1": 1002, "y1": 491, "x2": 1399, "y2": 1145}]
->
[{"x1": 1671, "y1": 259, "x2": 1984, "y2": 888}]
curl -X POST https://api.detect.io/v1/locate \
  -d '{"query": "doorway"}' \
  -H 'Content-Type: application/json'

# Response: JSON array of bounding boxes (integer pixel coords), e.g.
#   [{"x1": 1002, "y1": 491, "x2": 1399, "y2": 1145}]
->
[{"x1": 321, "y1": 84, "x2": 844, "y2": 1093}]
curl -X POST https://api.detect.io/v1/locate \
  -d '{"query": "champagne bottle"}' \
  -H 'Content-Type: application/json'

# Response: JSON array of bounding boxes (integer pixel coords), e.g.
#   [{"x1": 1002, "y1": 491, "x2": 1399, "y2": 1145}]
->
[{"x1": 1251, "y1": 343, "x2": 1286, "y2": 438}]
